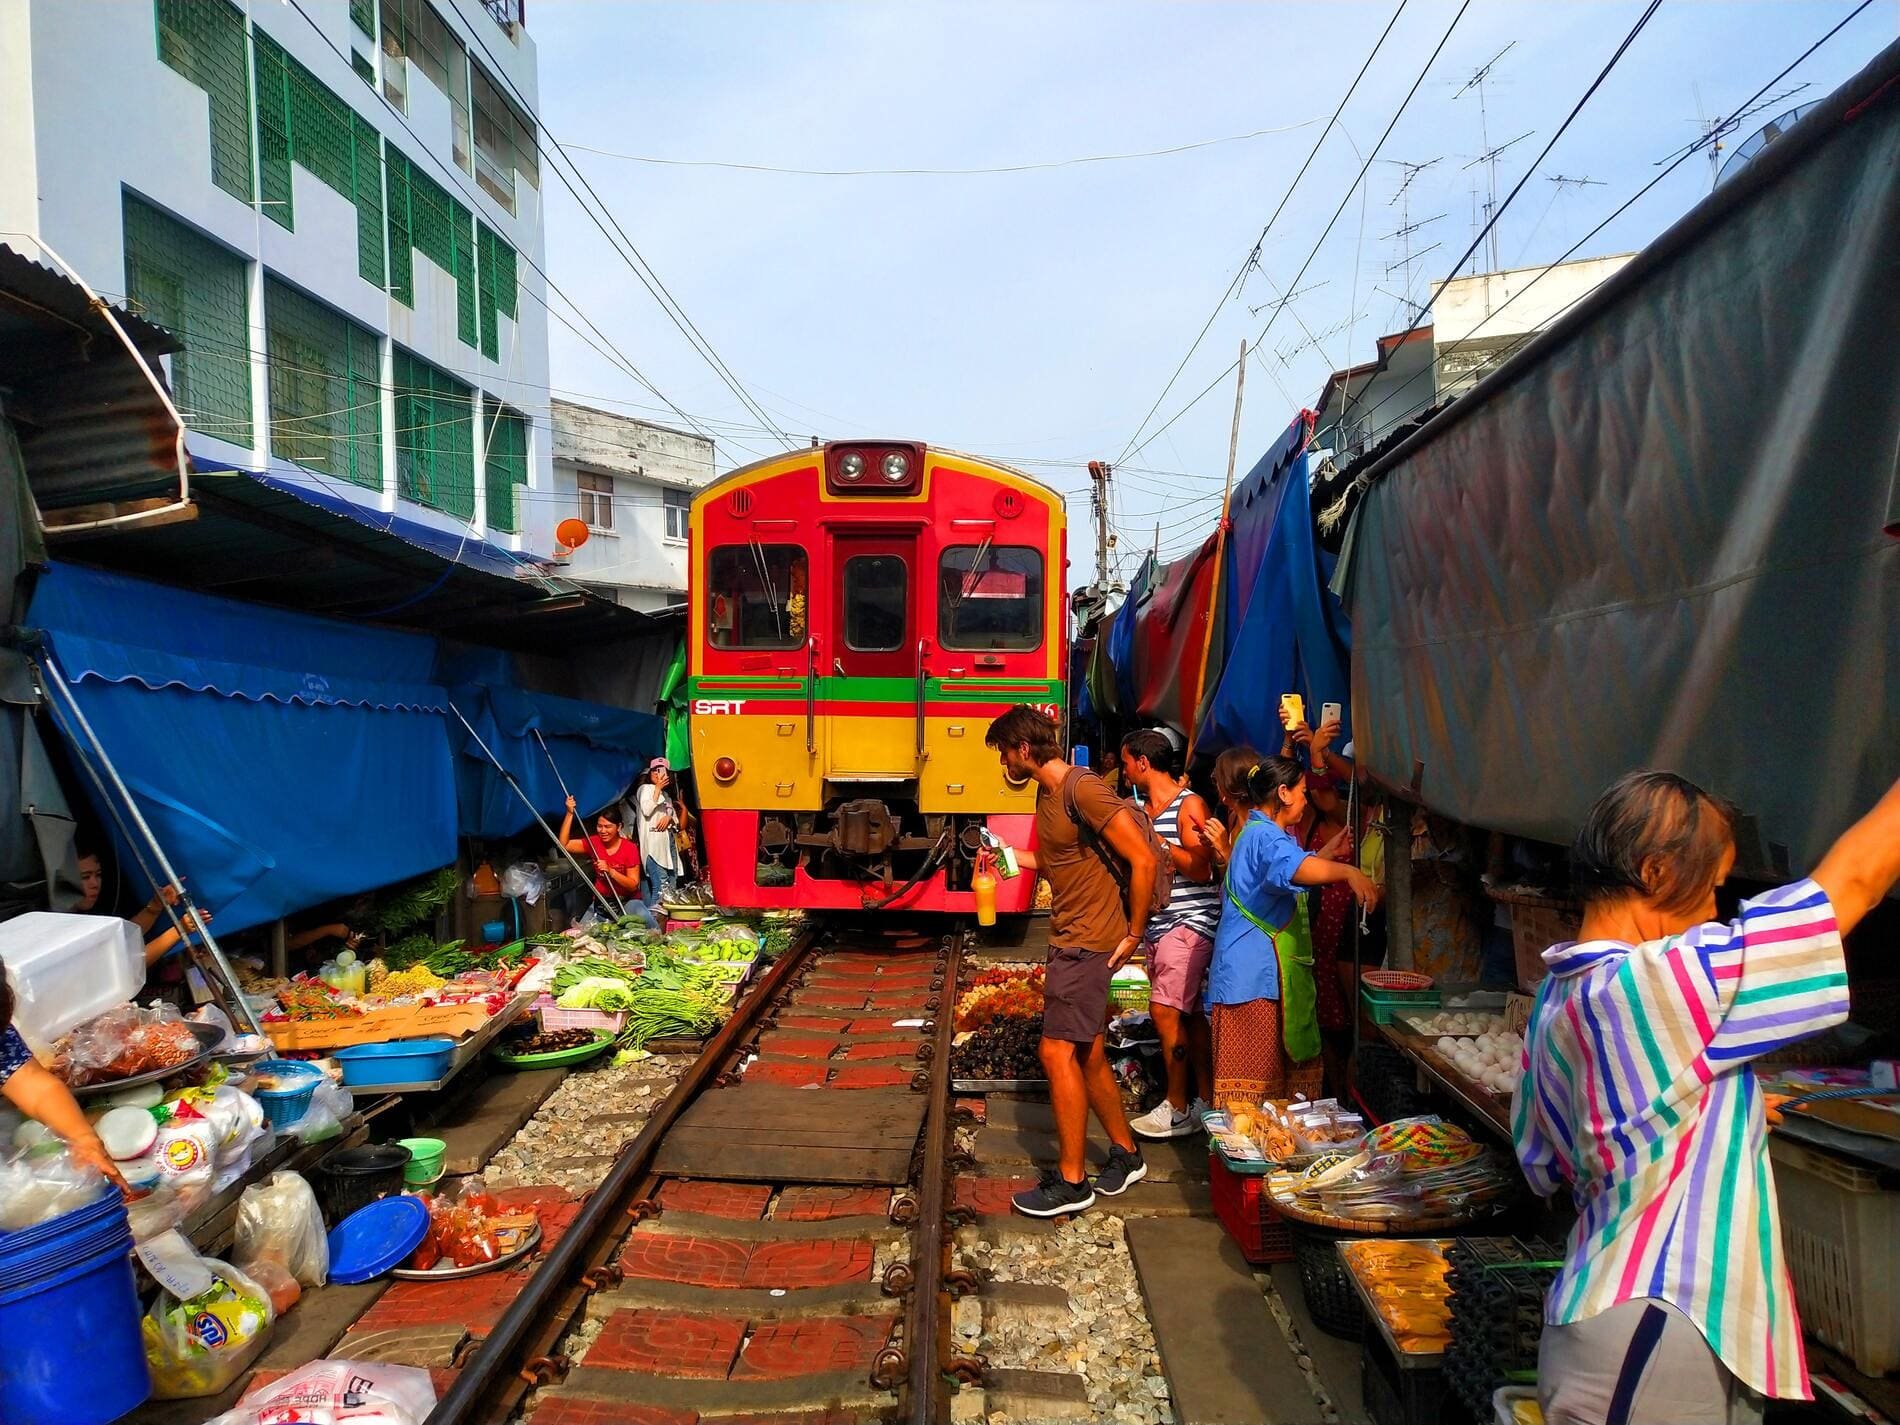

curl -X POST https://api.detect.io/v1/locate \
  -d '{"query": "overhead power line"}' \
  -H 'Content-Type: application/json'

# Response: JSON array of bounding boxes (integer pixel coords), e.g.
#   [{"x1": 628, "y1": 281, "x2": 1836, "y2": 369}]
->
[
  {"x1": 1115, "y1": 0, "x2": 1414, "y2": 467},
  {"x1": 564, "y1": 116, "x2": 1325, "y2": 177}
]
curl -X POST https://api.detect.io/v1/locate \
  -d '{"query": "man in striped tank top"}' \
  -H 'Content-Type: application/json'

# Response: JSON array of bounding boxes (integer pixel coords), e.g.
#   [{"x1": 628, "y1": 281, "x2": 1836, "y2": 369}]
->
[{"x1": 1120, "y1": 729, "x2": 1220, "y2": 1139}]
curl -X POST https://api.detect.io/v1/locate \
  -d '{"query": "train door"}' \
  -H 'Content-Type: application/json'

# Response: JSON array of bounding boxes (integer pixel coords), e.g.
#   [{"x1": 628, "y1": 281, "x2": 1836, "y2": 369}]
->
[{"x1": 827, "y1": 533, "x2": 917, "y2": 777}]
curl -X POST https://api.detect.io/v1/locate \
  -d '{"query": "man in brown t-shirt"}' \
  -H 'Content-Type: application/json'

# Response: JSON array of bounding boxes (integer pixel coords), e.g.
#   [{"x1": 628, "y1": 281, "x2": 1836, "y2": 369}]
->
[{"x1": 987, "y1": 705, "x2": 1154, "y2": 1216}]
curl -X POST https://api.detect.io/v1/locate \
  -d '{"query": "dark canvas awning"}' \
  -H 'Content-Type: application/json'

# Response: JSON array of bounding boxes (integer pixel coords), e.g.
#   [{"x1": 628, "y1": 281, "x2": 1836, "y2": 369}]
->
[{"x1": 1335, "y1": 39, "x2": 1900, "y2": 876}]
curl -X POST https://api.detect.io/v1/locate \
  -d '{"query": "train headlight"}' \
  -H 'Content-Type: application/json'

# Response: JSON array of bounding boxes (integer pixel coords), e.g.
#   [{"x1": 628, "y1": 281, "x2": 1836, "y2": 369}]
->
[
  {"x1": 880, "y1": 451, "x2": 910, "y2": 483},
  {"x1": 713, "y1": 756, "x2": 739, "y2": 782},
  {"x1": 839, "y1": 453, "x2": 866, "y2": 481}
]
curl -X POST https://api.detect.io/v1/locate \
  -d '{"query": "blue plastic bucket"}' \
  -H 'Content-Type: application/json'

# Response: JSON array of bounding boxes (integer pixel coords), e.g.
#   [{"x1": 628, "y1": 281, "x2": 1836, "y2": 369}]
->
[
  {"x1": 0, "y1": 1185, "x2": 122, "y2": 1255},
  {"x1": 0, "y1": 1230, "x2": 149, "y2": 1424},
  {"x1": 0, "y1": 1221, "x2": 132, "y2": 1291}
]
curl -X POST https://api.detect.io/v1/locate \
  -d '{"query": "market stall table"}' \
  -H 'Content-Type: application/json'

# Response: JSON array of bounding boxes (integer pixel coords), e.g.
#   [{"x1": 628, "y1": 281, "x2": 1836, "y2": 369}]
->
[
  {"x1": 1376, "y1": 1021, "x2": 1514, "y2": 1141},
  {"x1": 331, "y1": 991, "x2": 536, "y2": 1095}
]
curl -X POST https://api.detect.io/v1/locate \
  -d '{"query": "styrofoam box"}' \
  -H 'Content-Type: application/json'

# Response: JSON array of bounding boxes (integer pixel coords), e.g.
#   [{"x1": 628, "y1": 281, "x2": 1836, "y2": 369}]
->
[{"x1": 0, "y1": 912, "x2": 144, "y2": 1049}]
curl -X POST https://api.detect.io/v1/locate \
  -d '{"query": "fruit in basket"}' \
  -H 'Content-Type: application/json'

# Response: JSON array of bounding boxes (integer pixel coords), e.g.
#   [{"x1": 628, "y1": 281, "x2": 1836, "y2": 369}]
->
[{"x1": 503, "y1": 1029, "x2": 602, "y2": 1056}]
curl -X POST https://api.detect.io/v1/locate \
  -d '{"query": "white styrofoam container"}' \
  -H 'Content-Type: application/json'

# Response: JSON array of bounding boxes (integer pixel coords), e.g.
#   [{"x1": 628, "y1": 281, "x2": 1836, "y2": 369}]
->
[{"x1": 0, "y1": 912, "x2": 144, "y2": 1049}]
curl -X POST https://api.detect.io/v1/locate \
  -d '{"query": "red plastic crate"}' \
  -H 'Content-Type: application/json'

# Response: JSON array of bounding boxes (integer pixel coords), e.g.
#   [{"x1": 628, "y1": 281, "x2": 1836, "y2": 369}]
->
[{"x1": 1208, "y1": 1150, "x2": 1293, "y2": 1264}]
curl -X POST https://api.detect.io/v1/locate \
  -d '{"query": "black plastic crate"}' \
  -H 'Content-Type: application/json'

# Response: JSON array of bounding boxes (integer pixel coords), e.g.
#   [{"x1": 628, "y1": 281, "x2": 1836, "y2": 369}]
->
[
  {"x1": 1355, "y1": 1040, "x2": 1426, "y2": 1123},
  {"x1": 1290, "y1": 1225, "x2": 1366, "y2": 1340}
]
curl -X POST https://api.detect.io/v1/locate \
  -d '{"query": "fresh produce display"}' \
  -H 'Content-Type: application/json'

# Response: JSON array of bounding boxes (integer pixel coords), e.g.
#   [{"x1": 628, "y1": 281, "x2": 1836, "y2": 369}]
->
[
  {"x1": 500, "y1": 1028, "x2": 601, "y2": 1057},
  {"x1": 950, "y1": 1015, "x2": 1043, "y2": 1081},
  {"x1": 1431, "y1": 1030, "x2": 1524, "y2": 1098},
  {"x1": 369, "y1": 964, "x2": 448, "y2": 997},
  {"x1": 1339, "y1": 1239, "x2": 1454, "y2": 1354},
  {"x1": 1403, "y1": 1011, "x2": 1509, "y2": 1037},
  {"x1": 364, "y1": 867, "x2": 462, "y2": 934},
  {"x1": 955, "y1": 965, "x2": 1044, "y2": 1031},
  {"x1": 545, "y1": 950, "x2": 731, "y2": 1052}
]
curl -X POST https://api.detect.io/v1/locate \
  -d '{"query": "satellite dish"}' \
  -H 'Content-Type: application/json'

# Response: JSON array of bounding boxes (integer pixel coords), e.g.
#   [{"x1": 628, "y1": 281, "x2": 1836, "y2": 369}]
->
[
  {"x1": 1716, "y1": 104, "x2": 1817, "y2": 187},
  {"x1": 555, "y1": 517, "x2": 590, "y2": 555}
]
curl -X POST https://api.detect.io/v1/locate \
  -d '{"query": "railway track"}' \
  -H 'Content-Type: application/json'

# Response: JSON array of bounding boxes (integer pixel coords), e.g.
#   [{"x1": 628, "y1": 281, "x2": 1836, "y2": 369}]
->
[{"x1": 426, "y1": 920, "x2": 974, "y2": 1425}]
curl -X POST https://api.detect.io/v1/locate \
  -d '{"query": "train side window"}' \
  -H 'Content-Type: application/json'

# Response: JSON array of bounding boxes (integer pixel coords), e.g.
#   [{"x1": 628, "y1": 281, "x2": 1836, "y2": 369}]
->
[
  {"x1": 938, "y1": 546, "x2": 1043, "y2": 651},
  {"x1": 707, "y1": 544, "x2": 808, "y2": 649},
  {"x1": 843, "y1": 555, "x2": 907, "y2": 652}
]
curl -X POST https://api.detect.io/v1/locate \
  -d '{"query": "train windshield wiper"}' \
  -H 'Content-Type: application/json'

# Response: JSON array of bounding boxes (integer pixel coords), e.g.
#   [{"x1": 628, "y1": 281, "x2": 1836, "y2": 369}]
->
[{"x1": 749, "y1": 538, "x2": 783, "y2": 640}]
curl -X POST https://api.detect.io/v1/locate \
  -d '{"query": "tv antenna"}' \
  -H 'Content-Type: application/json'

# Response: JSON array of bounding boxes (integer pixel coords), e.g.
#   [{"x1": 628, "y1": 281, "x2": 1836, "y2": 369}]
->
[
  {"x1": 1246, "y1": 279, "x2": 1328, "y2": 320},
  {"x1": 1452, "y1": 41, "x2": 1519, "y2": 273},
  {"x1": 1377, "y1": 158, "x2": 1445, "y2": 317},
  {"x1": 1660, "y1": 82, "x2": 1812, "y2": 190},
  {"x1": 1546, "y1": 173, "x2": 1604, "y2": 193},
  {"x1": 1462, "y1": 130, "x2": 1534, "y2": 273}
]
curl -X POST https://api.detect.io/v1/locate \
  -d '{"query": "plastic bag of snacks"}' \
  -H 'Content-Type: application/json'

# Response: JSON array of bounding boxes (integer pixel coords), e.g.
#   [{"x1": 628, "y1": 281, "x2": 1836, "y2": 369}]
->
[
  {"x1": 205, "y1": 1358, "x2": 437, "y2": 1425},
  {"x1": 142, "y1": 1258, "x2": 276, "y2": 1398}
]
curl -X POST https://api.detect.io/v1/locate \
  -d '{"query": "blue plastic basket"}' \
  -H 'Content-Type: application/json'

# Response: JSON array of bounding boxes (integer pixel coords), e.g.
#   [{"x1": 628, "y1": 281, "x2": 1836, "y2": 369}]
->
[
  {"x1": 331, "y1": 1038, "x2": 456, "y2": 1088},
  {"x1": 250, "y1": 1058, "x2": 325, "y2": 1130}
]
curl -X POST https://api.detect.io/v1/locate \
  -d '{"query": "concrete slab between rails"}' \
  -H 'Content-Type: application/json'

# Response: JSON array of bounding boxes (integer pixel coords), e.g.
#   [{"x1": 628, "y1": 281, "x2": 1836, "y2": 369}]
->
[
  {"x1": 1127, "y1": 1217, "x2": 1324, "y2": 1425},
  {"x1": 642, "y1": 1210, "x2": 905, "y2": 1242},
  {"x1": 982, "y1": 1368, "x2": 1093, "y2": 1420},
  {"x1": 332, "y1": 1322, "x2": 470, "y2": 1369},
  {"x1": 552, "y1": 1364, "x2": 891, "y2": 1415},
  {"x1": 981, "y1": 1279, "x2": 1074, "y2": 1326},
  {"x1": 586, "y1": 1277, "x2": 901, "y2": 1322},
  {"x1": 1268, "y1": 1260, "x2": 1364, "y2": 1422},
  {"x1": 973, "y1": 1123, "x2": 1209, "y2": 1182},
  {"x1": 413, "y1": 1067, "x2": 568, "y2": 1177}
]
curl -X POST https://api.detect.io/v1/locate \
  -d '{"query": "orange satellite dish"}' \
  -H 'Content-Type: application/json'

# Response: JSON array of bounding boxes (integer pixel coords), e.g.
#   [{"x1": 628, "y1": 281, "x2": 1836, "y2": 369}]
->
[{"x1": 555, "y1": 517, "x2": 590, "y2": 551}]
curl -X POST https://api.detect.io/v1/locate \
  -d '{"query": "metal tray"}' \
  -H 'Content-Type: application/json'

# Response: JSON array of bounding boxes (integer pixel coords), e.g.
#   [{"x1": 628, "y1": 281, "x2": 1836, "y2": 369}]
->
[
  {"x1": 951, "y1": 1078, "x2": 1049, "y2": 1094},
  {"x1": 71, "y1": 1022, "x2": 224, "y2": 1098},
  {"x1": 390, "y1": 1221, "x2": 541, "y2": 1280}
]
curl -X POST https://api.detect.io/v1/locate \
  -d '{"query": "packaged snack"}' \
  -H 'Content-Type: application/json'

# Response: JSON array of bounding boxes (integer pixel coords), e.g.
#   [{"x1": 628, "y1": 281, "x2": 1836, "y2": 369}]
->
[{"x1": 142, "y1": 1259, "x2": 276, "y2": 1398}]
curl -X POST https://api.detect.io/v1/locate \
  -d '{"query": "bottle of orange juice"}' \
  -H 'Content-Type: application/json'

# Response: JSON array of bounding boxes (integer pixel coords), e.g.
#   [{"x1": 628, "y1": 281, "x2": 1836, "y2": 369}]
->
[{"x1": 972, "y1": 850, "x2": 998, "y2": 927}]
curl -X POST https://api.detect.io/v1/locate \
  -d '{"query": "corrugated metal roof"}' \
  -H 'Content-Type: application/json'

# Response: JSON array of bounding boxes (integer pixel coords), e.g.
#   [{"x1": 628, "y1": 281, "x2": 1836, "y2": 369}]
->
[{"x1": 0, "y1": 245, "x2": 184, "y2": 511}]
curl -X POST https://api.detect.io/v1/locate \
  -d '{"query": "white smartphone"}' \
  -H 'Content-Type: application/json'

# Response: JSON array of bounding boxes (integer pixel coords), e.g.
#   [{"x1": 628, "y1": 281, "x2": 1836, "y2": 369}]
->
[{"x1": 1320, "y1": 701, "x2": 1342, "y2": 728}]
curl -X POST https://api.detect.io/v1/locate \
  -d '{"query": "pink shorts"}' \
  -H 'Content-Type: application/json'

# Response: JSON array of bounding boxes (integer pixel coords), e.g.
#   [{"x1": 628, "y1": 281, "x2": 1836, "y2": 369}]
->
[{"x1": 1147, "y1": 925, "x2": 1214, "y2": 1012}]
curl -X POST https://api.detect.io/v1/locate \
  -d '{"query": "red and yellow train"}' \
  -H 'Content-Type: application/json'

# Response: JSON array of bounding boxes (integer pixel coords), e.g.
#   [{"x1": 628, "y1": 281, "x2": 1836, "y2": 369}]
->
[{"x1": 687, "y1": 441, "x2": 1067, "y2": 913}]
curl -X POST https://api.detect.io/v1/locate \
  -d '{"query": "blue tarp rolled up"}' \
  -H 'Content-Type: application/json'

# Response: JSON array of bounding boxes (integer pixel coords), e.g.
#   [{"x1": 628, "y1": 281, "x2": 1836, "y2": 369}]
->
[
  {"x1": 451, "y1": 683, "x2": 661, "y2": 839},
  {"x1": 28, "y1": 563, "x2": 459, "y2": 934},
  {"x1": 1195, "y1": 441, "x2": 1353, "y2": 760}
]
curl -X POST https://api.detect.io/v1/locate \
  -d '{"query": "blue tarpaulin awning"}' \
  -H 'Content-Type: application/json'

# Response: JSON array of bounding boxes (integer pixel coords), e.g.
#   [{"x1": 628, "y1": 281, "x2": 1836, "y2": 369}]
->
[
  {"x1": 28, "y1": 563, "x2": 460, "y2": 934},
  {"x1": 450, "y1": 683, "x2": 662, "y2": 839}
]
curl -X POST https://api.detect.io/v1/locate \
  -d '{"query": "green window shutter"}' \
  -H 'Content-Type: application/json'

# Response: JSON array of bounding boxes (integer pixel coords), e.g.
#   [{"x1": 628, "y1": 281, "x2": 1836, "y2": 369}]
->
[
  {"x1": 349, "y1": 0, "x2": 375, "y2": 39},
  {"x1": 352, "y1": 114, "x2": 386, "y2": 288},
  {"x1": 476, "y1": 222, "x2": 517, "y2": 362},
  {"x1": 482, "y1": 401, "x2": 527, "y2": 534},
  {"x1": 393, "y1": 348, "x2": 474, "y2": 518},
  {"x1": 385, "y1": 145, "x2": 414, "y2": 305},
  {"x1": 385, "y1": 149, "x2": 476, "y2": 350},
  {"x1": 352, "y1": 50, "x2": 375, "y2": 87},
  {"x1": 122, "y1": 193, "x2": 253, "y2": 446},
  {"x1": 154, "y1": 0, "x2": 254, "y2": 204},
  {"x1": 252, "y1": 32, "x2": 293, "y2": 231},
  {"x1": 265, "y1": 277, "x2": 383, "y2": 491}
]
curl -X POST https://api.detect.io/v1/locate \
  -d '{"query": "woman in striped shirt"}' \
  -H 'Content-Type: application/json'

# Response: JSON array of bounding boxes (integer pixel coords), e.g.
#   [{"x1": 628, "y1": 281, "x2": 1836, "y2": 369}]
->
[
  {"x1": 1118, "y1": 728, "x2": 1221, "y2": 1138},
  {"x1": 1516, "y1": 771, "x2": 1900, "y2": 1425}
]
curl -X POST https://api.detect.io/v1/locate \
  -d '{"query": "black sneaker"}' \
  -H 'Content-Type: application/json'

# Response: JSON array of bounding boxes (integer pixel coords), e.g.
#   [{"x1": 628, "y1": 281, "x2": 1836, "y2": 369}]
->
[
  {"x1": 1093, "y1": 1145, "x2": 1148, "y2": 1196},
  {"x1": 1013, "y1": 1169, "x2": 1096, "y2": 1218}
]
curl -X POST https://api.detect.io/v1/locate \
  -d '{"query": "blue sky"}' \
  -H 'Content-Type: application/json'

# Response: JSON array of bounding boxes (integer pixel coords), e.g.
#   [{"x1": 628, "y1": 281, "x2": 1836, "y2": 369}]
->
[{"x1": 528, "y1": 0, "x2": 1894, "y2": 582}]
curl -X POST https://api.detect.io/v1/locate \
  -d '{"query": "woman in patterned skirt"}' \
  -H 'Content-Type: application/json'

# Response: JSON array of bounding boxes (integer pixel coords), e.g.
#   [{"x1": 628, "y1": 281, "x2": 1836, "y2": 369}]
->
[{"x1": 1202, "y1": 751, "x2": 1379, "y2": 1110}]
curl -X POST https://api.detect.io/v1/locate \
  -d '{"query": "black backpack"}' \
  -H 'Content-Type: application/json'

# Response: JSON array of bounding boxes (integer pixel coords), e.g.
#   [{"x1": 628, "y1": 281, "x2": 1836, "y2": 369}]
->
[{"x1": 1061, "y1": 769, "x2": 1174, "y2": 924}]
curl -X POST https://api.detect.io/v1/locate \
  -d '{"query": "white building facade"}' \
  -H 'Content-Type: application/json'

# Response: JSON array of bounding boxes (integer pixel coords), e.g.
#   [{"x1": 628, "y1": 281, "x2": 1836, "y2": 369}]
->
[
  {"x1": 1314, "y1": 254, "x2": 1634, "y2": 460},
  {"x1": 0, "y1": 0, "x2": 552, "y2": 553},
  {"x1": 549, "y1": 399, "x2": 714, "y2": 613}
]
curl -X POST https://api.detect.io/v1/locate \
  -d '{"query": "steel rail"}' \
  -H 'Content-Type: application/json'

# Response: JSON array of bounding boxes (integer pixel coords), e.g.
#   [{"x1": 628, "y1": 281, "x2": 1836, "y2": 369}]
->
[
  {"x1": 425, "y1": 925, "x2": 824, "y2": 1424},
  {"x1": 903, "y1": 928, "x2": 962, "y2": 1422}
]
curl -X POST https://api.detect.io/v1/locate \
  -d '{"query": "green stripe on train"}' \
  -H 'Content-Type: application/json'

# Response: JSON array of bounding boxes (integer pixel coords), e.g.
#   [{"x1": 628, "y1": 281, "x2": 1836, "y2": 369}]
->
[{"x1": 688, "y1": 675, "x2": 1064, "y2": 704}]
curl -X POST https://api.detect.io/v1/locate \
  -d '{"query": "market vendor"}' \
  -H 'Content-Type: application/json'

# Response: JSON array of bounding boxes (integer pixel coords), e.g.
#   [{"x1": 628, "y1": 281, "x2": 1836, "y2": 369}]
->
[
  {"x1": 1202, "y1": 751, "x2": 1378, "y2": 1108},
  {"x1": 1515, "y1": 771, "x2": 1900, "y2": 1425},
  {"x1": 71, "y1": 843, "x2": 211, "y2": 968},
  {"x1": 559, "y1": 796, "x2": 658, "y2": 929},
  {"x1": 0, "y1": 962, "x2": 127, "y2": 1191}
]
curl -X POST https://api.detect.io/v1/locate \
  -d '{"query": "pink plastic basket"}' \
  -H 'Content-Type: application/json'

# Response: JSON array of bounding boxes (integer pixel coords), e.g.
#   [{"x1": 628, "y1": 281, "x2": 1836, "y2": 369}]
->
[{"x1": 534, "y1": 995, "x2": 627, "y2": 1036}]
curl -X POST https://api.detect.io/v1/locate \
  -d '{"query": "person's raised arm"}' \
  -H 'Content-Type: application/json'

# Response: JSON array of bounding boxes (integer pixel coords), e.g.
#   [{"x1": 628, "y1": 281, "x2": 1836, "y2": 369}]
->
[
  {"x1": 1293, "y1": 852, "x2": 1380, "y2": 909},
  {"x1": 1172, "y1": 795, "x2": 1217, "y2": 883},
  {"x1": 144, "y1": 908, "x2": 211, "y2": 966},
  {"x1": 1812, "y1": 777, "x2": 1900, "y2": 936},
  {"x1": 1101, "y1": 807, "x2": 1156, "y2": 965},
  {"x1": 559, "y1": 797, "x2": 588, "y2": 855}
]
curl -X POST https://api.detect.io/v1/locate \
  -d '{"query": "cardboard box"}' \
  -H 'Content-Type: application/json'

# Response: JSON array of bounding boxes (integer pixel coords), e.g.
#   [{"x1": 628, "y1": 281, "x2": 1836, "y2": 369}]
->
[{"x1": 263, "y1": 1001, "x2": 490, "y2": 1051}]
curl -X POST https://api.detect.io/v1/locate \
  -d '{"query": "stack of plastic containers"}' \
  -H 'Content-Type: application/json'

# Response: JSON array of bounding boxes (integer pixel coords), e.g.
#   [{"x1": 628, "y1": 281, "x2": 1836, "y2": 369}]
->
[{"x1": 0, "y1": 1185, "x2": 150, "y2": 1424}]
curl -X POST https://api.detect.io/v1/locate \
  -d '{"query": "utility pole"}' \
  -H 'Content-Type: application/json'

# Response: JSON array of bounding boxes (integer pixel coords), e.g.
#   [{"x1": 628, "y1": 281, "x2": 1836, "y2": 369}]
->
[{"x1": 1086, "y1": 459, "x2": 1113, "y2": 598}]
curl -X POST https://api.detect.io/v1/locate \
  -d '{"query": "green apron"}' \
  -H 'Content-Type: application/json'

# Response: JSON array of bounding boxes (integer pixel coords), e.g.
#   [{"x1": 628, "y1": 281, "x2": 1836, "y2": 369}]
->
[{"x1": 1225, "y1": 822, "x2": 1322, "y2": 1065}]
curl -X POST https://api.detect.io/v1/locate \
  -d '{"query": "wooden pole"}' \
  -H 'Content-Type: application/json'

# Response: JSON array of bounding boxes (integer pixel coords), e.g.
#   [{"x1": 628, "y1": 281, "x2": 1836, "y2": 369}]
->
[{"x1": 1184, "y1": 341, "x2": 1248, "y2": 765}]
